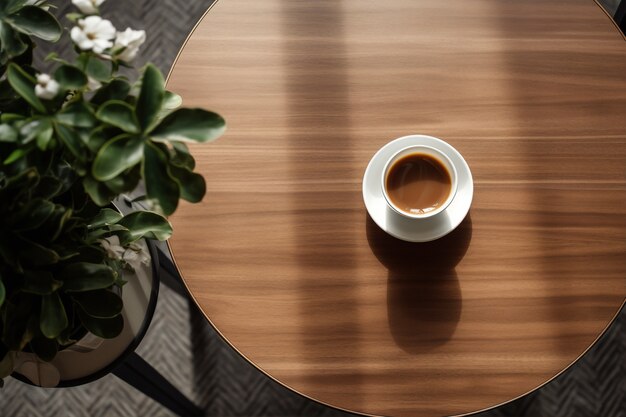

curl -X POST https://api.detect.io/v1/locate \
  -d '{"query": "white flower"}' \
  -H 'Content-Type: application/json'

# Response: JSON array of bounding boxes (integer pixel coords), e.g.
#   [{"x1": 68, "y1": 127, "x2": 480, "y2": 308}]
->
[
  {"x1": 71, "y1": 0, "x2": 105, "y2": 15},
  {"x1": 35, "y1": 73, "x2": 60, "y2": 100},
  {"x1": 70, "y1": 16, "x2": 116, "y2": 54},
  {"x1": 113, "y1": 28, "x2": 146, "y2": 61},
  {"x1": 123, "y1": 242, "x2": 151, "y2": 267},
  {"x1": 99, "y1": 235, "x2": 125, "y2": 260}
]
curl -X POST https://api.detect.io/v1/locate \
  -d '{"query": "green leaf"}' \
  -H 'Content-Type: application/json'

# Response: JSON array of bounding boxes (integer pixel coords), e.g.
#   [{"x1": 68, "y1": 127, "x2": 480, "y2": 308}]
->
[
  {"x1": 170, "y1": 142, "x2": 195, "y2": 170},
  {"x1": 9, "y1": 38, "x2": 33, "y2": 68},
  {"x1": 77, "y1": 308, "x2": 123, "y2": 339},
  {"x1": 55, "y1": 326, "x2": 75, "y2": 347},
  {"x1": 54, "y1": 123, "x2": 85, "y2": 160},
  {"x1": 75, "y1": 245, "x2": 107, "y2": 264},
  {"x1": 59, "y1": 262, "x2": 116, "y2": 292},
  {"x1": 7, "y1": 63, "x2": 45, "y2": 113},
  {"x1": 83, "y1": 176, "x2": 115, "y2": 206},
  {"x1": 103, "y1": 175, "x2": 129, "y2": 193},
  {"x1": 85, "y1": 125, "x2": 113, "y2": 153},
  {"x1": 110, "y1": 163, "x2": 140, "y2": 194},
  {"x1": 18, "y1": 238, "x2": 59, "y2": 266},
  {"x1": 33, "y1": 175, "x2": 62, "y2": 199},
  {"x1": 19, "y1": 120, "x2": 41, "y2": 142},
  {"x1": 151, "y1": 108, "x2": 225, "y2": 143},
  {"x1": 142, "y1": 142, "x2": 179, "y2": 215},
  {"x1": 4, "y1": 0, "x2": 26, "y2": 16},
  {"x1": 163, "y1": 91, "x2": 182, "y2": 110},
  {"x1": 48, "y1": 207, "x2": 73, "y2": 242},
  {"x1": 44, "y1": 51, "x2": 58, "y2": 62},
  {"x1": 72, "y1": 290, "x2": 122, "y2": 318},
  {"x1": 96, "y1": 100, "x2": 139, "y2": 133},
  {"x1": 35, "y1": 124, "x2": 53, "y2": 150},
  {"x1": 57, "y1": 250, "x2": 80, "y2": 262},
  {"x1": 22, "y1": 270, "x2": 62, "y2": 295},
  {"x1": 92, "y1": 134, "x2": 144, "y2": 181},
  {"x1": 64, "y1": 12, "x2": 82, "y2": 24},
  {"x1": 6, "y1": 6, "x2": 62, "y2": 42},
  {"x1": 0, "y1": 113, "x2": 24, "y2": 123},
  {"x1": 3, "y1": 148, "x2": 24, "y2": 164},
  {"x1": 40, "y1": 292, "x2": 68, "y2": 338},
  {"x1": 0, "y1": 280, "x2": 5, "y2": 308},
  {"x1": 1, "y1": 294, "x2": 35, "y2": 349},
  {"x1": 0, "y1": 79, "x2": 19, "y2": 110},
  {"x1": 22, "y1": 315, "x2": 39, "y2": 350},
  {"x1": 19, "y1": 118, "x2": 50, "y2": 143},
  {"x1": 54, "y1": 64, "x2": 87, "y2": 89},
  {"x1": 156, "y1": 91, "x2": 183, "y2": 121},
  {"x1": 85, "y1": 56, "x2": 111, "y2": 82},
  {"x1": 118, "y1": 210, "x2": 173, "y2": 243},
  {"x1": 0, "y1": 0, "x2": 26, "y2": 15},
  {"x1": 2, "y1": 166, "x2": 38, "y2": 194},
  {"x1": 28, "y1": 204, "x2": 70, "y2": 243},
  {"x1": 56, "y1": 101, "x2": 95, "y2": 128},
  {"x1": 87, "y1": 225, "x2": 127, "y2": 242},
  {"x1": 0, "y1": 124, "x2": 18, "y2": 142},
  {"x1": 169, "y1": 164, "x2": 206, "y2": 203},
  {"x1": 90, "y1": 79, "x2": 130, "y2": 105},
  {"x1": 10, "y1": 199, "x2": 55, "y2": 231},
  {"x1": 0, "y1": 21, "x2": 27, "y2": 57},
  {"x1": 136, "y1": 64, "x2": 164, "y2": 132},
  {"x1": 89, "y1": 208, "x2": 122, "y2": 229},
  {"x1": 30, "y1": 336, "x2": 57, "y2": 362}
]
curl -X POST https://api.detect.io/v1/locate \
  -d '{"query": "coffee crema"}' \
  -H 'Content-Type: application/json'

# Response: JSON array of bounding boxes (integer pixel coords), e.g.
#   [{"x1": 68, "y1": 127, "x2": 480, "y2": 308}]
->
[{"x1": 385, "y1": 153, "x2": 452, "y2": 215}]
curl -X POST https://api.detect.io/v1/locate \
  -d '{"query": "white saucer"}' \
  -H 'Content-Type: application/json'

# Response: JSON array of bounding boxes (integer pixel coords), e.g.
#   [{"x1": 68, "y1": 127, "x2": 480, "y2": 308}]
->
[{"x1": 362, "y1": 135, "x2": 473, "y2": 242}]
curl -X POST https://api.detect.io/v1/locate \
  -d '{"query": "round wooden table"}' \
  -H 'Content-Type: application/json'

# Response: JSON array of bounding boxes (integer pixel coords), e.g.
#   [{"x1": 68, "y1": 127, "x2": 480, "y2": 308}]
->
[{"x1": 167, "y1": 1, "x2": 626, "y2": 416}]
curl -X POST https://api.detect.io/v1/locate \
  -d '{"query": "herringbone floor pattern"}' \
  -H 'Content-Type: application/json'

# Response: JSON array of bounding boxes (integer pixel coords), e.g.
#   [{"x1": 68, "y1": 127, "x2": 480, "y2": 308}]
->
[{"x1": 0, "y1": 1, "x2": 623, "y2": 416}]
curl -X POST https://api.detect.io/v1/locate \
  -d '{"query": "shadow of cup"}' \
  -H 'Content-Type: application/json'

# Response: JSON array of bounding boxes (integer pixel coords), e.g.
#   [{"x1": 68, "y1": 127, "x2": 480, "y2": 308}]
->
[{"x1": 366, "y1": 214, "x2": 472, "y2": 354}]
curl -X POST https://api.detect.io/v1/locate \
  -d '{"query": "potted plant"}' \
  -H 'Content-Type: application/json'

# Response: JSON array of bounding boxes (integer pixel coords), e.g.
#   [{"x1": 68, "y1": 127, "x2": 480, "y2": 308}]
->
[{"x1": 0, "y1": 0, "x2": 225, "y2": 386}]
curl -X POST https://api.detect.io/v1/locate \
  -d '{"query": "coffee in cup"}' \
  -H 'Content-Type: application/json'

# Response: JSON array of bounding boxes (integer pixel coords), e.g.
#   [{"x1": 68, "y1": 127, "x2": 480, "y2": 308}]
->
[{"x1": 382, "y1": 145, "x2": 457, "y2": 218}]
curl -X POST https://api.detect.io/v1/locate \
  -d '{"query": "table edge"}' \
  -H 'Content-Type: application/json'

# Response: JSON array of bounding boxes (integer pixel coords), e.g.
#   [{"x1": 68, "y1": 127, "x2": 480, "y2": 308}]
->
[{"x1": 593, "y1": 0, "x2": 626, "y2": 40}]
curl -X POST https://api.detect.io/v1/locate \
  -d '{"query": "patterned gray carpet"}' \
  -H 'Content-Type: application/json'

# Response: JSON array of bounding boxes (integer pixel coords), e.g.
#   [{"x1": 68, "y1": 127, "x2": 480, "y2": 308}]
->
[{"x1": 0, "y1": 1, "x2": 624, "y2": 416}]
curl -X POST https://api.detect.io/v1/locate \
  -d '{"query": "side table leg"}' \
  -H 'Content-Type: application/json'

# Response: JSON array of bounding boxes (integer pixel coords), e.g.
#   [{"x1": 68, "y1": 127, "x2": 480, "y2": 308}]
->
[
  {"x1": 616, "y1": 0, "x2": 626, "y2": 32},
  {"x1": 112, "y1": 352, "x2": 204, "y2": 417}
]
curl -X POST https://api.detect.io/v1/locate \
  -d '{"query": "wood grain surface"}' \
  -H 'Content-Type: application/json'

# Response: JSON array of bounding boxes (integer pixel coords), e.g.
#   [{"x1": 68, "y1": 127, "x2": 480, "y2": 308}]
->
[{"x1": 166, "y1": 1, "x2": 626, "y2": 416}]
